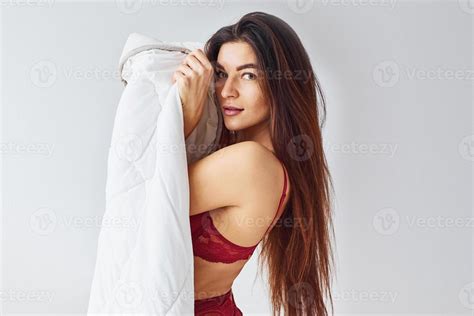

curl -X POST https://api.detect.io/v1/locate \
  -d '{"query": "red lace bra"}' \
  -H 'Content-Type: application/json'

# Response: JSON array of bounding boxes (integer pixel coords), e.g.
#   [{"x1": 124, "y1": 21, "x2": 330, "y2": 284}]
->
[{"x1": 190, "y1": 159, "x2": 288, "y2": 264}]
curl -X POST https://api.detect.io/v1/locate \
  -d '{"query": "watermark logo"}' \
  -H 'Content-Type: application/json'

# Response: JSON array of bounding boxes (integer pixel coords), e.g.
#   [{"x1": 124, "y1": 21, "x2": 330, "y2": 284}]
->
[
  {"x1": 373, "y1": 59, "x2": 474, "y2": 87},
  {"x1": 29, "y1": 208, "x2": 139, "y2": 235},
  {"x1": 458, "y1": 134, "x2": 474, "y2": 161},
  {"x1": 114, "y1": 134, "x2": 144, "y2": 162},
  {"x1": 158, "y1": 0, "x2": 225, "y2": 9},
  {"x1": 0, "y1": 288, "x2": 55, "y2": 303},
  {"x1": 30, "y1": 60, "x2": 57, "y2": 88},
  {"x1": 116, "y1": 0, "x2": 225, "y2": 14},
  {"x1": 287, "y1": 0, "x2": 315, "y2": 14},
  {"x1": 320, "y1": 0, "x2": 397, "y2": 10},
  {"x1": 459, "y1": 282, "x2": 474, "y2": 309},
  {"x1": 0, "y1": 0, "x2": 55, "y2": 7},
  {"x1": 287, "y1": 282, "x2": 315, "y2": 310},
  {"x1": 287, "y1": 134, "x2": 314, "y2": 161},
  {"x1": 372, "y1": 207, "x2": 400, "y2": 235},
  {"x1": 114, "y1": 280, "x2": 143, "y2": 309},
  {"x1": 30, "y1": 60, "x2": 122, "y2": 86},
  {"x1": 0, "y1": 142, "x2": 54, "y2": 157},
  {"x1": 405, "y1": 216, "x2": 473, "y2": 229},
  {"x1": 405, "y1": 67, "x2": 474, "y2": 81},
  {"x1": 373, "y1": 210, "x2": 473, "y2": 234},
  {"x1": 458, "y1": 0, "x2": 474, "y2": 14},
  {"x1": 116, "y1": 0, "x2": 143, "y2": 14},
  {"x1": 199, "y1": 211, "x2": 230, "y2": 237},
  {"x1": 324, "y1": 140, "x2": 398, "y2": 158},
  {"x1": 29, "y1": 207, "x2": 57, "y2": 236},
  {"x1": 62, "y1": 67, "x2": 120, "y2": 81},
  {"x1": 373, "y1": 60, "x2": 400, "y2": 88},
  {"x1": 333, "y1": 288, "x2": 398, "y2": 303}
]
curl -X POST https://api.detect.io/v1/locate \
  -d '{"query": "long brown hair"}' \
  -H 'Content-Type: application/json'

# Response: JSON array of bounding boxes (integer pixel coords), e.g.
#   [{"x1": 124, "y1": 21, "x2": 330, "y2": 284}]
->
[{"x1": 204, "y1": 12, "x2": 336, "y2": 316}]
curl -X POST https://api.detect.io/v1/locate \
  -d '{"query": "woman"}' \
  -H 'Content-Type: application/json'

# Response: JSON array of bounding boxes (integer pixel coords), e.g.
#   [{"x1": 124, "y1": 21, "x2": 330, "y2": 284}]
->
[{"x1": 172, "y1": 11, "x2": 336, "y2": 316}]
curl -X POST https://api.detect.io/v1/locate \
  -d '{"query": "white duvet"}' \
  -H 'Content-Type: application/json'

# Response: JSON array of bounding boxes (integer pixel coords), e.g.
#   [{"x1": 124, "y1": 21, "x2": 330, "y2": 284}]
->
[{"x1": 87, "y1": 32, "x2": 222, "y2": 315}]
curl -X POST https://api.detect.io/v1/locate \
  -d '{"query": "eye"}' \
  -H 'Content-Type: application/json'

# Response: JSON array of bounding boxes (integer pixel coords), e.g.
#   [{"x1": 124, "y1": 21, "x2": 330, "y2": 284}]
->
[
  {"x1": 242, "y1": 72, "x2": 257, "y2": 80},
  {"x1": 215, "y1": 70, "x2": 227, "y2": 79}
]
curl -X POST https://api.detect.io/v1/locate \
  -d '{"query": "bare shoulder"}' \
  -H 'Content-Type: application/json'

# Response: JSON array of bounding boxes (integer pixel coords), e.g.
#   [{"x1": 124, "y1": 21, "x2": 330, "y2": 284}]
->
[
  {"x1": 224, "y1": 140, "x2": 273, "y2": 164},
  {"x1": 204, "y1": 140, "x2": 277, "y2": 177},
  {"x1": 219, "y1": 141, "x2": 290, "y2": 244},
  {"x1": 216, "y1": 140, "x2": 269, "y2": 159},
  {"x1": 222, "y1": 140, "x2": 282, "y2": 183},
  {"x1": 188, "y1": 141, "x2": 279, "y2": 216}
]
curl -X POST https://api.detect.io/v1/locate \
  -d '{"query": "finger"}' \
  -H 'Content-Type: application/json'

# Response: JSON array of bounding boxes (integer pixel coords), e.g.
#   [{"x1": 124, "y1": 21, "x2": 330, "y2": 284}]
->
[
  {"x1": 173, "y1": 70, "x2": 186, "y2": 84},
  {"x1": 190, "y1": 49, "x2": 213, "y2": 70},
  {"x1": 177, "y1": 64, "x2": 193, "y2": 77},
  {"x1": 172, "y1": 71, "x2": 180, "y2": 83},
  {"x1": 184, "y1": 54, "x2": 205, "y2": 74}
]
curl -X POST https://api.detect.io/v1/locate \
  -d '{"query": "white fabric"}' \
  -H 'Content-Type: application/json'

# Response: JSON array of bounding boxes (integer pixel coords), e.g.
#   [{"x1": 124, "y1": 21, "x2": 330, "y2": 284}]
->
[{"x1": 87, "y1": 32, "x2": 222, "y2": 315}]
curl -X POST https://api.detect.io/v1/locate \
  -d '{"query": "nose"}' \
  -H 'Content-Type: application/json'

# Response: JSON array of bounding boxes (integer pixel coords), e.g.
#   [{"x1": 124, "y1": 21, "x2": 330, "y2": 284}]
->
[{"x1": 219, "y1": 76, "x2": 238, "y2": 99}]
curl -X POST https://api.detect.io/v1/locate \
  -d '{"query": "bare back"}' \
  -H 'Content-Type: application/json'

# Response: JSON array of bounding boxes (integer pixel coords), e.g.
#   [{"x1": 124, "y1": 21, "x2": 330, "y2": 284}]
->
[{"x1": 192, "y1": 151, "x2": 291, "y2": 300}]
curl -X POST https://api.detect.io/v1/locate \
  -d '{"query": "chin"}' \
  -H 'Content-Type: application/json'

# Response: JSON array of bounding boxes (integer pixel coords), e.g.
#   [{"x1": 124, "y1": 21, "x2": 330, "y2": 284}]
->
[{"x1": 223, "y1": 122, "x2": 240, "y2": 131}]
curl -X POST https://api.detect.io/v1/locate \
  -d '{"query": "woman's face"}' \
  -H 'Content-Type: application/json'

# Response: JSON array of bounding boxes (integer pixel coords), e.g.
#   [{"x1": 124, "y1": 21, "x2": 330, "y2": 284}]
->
[{"x1": 214, "y1": 41, "x2": 270, "y2": 132}]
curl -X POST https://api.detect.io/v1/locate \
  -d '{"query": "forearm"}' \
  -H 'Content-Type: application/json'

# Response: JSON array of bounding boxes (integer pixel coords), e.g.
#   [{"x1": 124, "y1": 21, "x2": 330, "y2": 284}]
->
[
  {"x1": 182, "y1": 102, "x2": 204, "y2": 140},
  {"x1": 183, "y1": 112, "x2": 199, "y2": 139}
]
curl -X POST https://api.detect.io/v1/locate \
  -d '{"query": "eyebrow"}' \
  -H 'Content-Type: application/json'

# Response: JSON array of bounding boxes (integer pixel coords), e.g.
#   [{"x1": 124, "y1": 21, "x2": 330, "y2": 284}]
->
[{"x1": 215, "y1": 62, "x2": 258, "y2": 71}]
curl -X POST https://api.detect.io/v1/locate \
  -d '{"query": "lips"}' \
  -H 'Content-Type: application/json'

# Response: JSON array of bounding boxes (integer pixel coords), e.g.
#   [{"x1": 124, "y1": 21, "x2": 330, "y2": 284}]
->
[
  {"x1": 223, "y1": 104, "x2": 243, "y2": 111},
  {"x1": 223, "y1": 106, "x2": 244, "y2": 116}
]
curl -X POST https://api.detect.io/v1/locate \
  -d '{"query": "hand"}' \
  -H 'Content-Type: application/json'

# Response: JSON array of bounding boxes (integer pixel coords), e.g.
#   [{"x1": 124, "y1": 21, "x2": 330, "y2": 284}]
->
[{"x1": 172, "y1": 49, "x2": 214, "y2": 138}]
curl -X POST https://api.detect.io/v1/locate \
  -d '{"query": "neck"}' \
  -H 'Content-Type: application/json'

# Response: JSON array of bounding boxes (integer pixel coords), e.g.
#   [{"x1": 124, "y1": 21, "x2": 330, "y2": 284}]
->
[{"x1": 234, "y1": 119, "x2": 274, "y2": 153}]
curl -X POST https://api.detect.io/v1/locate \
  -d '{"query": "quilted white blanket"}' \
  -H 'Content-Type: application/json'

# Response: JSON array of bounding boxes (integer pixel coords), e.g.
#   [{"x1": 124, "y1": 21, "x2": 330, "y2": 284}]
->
[{"x1": 87, "y1": 33, "x2": 222, "y2": 315}]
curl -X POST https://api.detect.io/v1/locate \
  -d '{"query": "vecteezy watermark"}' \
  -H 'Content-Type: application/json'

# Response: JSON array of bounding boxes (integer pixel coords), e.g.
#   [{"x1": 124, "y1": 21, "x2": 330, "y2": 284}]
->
[
  {"x1": 458, "y1": 135, "x2": 474, "y2": 161},
  {"x1": 405, "y1": 216, "x2": 474, "y2": 229},
  {"x1": 30, "y1": 60, "x2": 122, "y2": 88},
  {"x1": 212, "y1": 66, "x2": 314, "y2": 86},
  {"x1": 150, "y1": 288, "x2": 235, "y2": 304},
  {"x1": 263, "y1": 68, "x2": 313, "y2": 84},
  {"x1": 458, "y1": 0, "x2": 474, "y2": 14},
  {"x1": 114, "y1": 280, "x2": 144, "y2": 309},
  {"x1": 324, "y1": 140, "x2": 398, "y2": 158},
  {"x1": 0, "y1": 289, "x2": 55, "y2": 303},
  {"x1": 158, "y1": 0, "x2": 225, "y2": 8},
  {"x1": 333, "y1": 288, "x2": 398, "y2": 303},
  {"x1": 287, "y1": 134, "x2": 314, "y2": 162},
  {"x1": 373, "y1": 59, "x2": 474, "y2": 88},
  {"x1": 372, "y1": 208, "x2": 400, "y2": 235},
  {"x1": 0, "y1": 142, "x2": 54, "y2": 157},
  {"x1": 115, "y1": 0, "x2": 143, "y2": 14},
  {"x1": 0, "y1": 0, "x2": 55, "y2": 7},
  {"x1": 287, "y1": 282, "x2": 315, "y2": 310},
  {"x1": 113, "y1": 134, "x2": 144, "y2": 162},
  {"x1": 459, "y1": 282, "x2": 474, "y2": 310},
  {"x1": 320, "y1": 0, "x2": 397, "y2": 10},
  {"x1": 373, "y1": 60, "x2": 400, "y2": 88},
  {"x1": 405, "y1": 67, "x2": 474, "y2": 81},
  {"x1": 30, "y1": 60, "x2": 57, "y2": 88},
  {"x1": 62, "y1": 67, "x2": 120, "y2": 81},
  {"x1": 30, "y1": 208, "x2": 58, "y2": 236},
  {"x1": 287, "y1": 0, "x2": 315, "y2": 14},
  {"x1": 115, "y1": 0, "x2": 225, "y2": 15},
  {"x1": 373, "y1": 208, "x2": 473, "y2": 235},
  {"x1": 29, "y1": 207, "x2": 140, "y2": 235},
  {"x1": 230, "y1": 213, "x2": 309, "y2": 231}
]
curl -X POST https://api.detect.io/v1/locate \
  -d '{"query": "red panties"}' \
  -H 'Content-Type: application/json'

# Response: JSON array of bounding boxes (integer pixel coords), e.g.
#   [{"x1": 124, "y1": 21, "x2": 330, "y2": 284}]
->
[{"x1": 194, "y1": 288, "x2": 243, "y2": 316}]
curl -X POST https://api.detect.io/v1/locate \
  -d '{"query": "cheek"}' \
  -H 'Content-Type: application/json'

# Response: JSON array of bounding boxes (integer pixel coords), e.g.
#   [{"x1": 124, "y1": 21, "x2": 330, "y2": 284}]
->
[{"x1": 247, "y1": 86, "x2": 268, "y2": 113}]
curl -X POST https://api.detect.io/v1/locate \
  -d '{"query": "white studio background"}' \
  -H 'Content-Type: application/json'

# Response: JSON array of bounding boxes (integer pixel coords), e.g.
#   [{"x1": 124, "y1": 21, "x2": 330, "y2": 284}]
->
[{"x1": 0, "y1": 0, "x2": 472, "y2": 315}]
